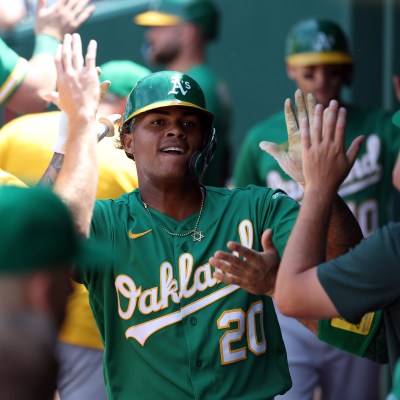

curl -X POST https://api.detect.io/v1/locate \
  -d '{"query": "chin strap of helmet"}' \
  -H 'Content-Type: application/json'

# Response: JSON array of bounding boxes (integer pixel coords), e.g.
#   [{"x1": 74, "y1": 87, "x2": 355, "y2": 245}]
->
[{"x1": 189, "y1": 128, "x2": 217, "y2": 179}]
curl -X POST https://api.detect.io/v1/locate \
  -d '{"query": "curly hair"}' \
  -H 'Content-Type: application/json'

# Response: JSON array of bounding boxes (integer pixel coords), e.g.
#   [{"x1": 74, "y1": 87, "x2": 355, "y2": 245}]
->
[{"x1": 115, "y1": 118, "x2": 135, "y2": 160}]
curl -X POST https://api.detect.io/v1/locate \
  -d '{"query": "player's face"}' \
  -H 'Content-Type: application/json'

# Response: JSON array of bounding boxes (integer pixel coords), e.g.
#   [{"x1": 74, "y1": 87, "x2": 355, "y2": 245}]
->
[
  {"x1": 124, "y1": 106, "x2": 205, "y2": 184},
  {"x1": 287, "y1": 64, "x2": 348, "y2": 107},
  {"x1": 145, "y1": 25, "x2": 183, "y2": 65}
]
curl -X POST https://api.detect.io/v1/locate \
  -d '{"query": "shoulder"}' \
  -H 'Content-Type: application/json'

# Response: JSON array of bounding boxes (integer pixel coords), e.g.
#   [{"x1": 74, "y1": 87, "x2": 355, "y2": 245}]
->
[{"x1": 206, "y1": 184, "x2": 297, "y2": 205}]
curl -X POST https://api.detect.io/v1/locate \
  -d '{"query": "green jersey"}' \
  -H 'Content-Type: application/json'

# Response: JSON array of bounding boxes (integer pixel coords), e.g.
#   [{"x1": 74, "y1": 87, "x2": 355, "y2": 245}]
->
[
  {"x1": 79, "y1": 185, "x2": 298, "y2": 399},
  {"x1": 0, "y1": 38, "x2": 28, "y2": 106},
  {"x1": 187, "y1": 64, "x2": 232, "y2": 187},
  {"x1": 318, "y1": 222, "x2": 400, "y2": 373},
  {"x1": 233, "y1": 106, "x2": 400, "y2": 235}
]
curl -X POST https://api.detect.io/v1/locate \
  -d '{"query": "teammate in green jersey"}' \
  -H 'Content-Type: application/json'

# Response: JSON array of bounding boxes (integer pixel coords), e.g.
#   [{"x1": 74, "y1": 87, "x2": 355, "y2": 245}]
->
[
  {"x1": 134, "y1": 0, "x2": 232, "y2": 186},
  {"x1": 50, "y1": 33, "x2": 362, "y2": 400},
  {"x1": 233, "y1": 18, "x2": 392, "y2": 400}
]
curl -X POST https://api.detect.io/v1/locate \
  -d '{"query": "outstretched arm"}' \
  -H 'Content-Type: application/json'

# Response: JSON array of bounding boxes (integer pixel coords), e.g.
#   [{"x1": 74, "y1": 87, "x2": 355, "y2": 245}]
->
[
  {"x1": 52, "y1": 33, "x2": 99, "y2": 237},
  {"x1": 274, "y1": 100, "x2": 363, "y2": 319},
  {"x1": 6, "y1": 0, "x2": 95, "y2": 114}
]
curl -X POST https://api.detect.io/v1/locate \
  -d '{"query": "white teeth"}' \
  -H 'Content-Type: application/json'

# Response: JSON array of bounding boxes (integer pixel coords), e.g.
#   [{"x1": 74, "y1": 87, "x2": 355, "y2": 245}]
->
[{"x1": 162, "y1": 147, "x2": 184, "y2": 153}]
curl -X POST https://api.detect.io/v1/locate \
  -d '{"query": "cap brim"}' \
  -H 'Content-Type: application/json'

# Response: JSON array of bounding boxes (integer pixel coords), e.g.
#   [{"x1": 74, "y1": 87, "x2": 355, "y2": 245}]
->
[
  {"x1": 393, "y1": 110, "x2": 400, "y2": 128},
  {"x1": 286, "y1": 51, "x2": 353, "y2": 67},
  {"x1": 134, "y1": 11, "x2": 183, "y2": 26}
]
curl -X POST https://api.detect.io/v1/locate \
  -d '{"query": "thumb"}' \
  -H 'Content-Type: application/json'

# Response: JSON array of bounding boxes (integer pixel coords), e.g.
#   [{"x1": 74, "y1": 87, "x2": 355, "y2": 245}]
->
[
  {"x1": 43, "y1": 91, "x2": 60, "y2": 108},
  {"x1": 347, "y1": 135, "x2": 364, "y2": 166},
  {"x1": 261, "y1": 229, "x2": 275, "y2": 253},
  {"x1": 259, "y1": 141, "x2": 280, "y2": 157}
]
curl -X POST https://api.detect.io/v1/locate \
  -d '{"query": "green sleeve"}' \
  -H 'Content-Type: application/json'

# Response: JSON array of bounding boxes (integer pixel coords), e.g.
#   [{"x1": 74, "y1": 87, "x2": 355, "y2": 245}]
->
[{"x1": 318, "y1": 311, "x2": 388, "y2": 363}]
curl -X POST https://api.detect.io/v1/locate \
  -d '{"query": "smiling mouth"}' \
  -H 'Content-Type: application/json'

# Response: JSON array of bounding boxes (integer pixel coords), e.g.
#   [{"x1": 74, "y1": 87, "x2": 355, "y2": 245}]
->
[{"x1": 161, "y1": 147, "x2": 186, "y2": 154}]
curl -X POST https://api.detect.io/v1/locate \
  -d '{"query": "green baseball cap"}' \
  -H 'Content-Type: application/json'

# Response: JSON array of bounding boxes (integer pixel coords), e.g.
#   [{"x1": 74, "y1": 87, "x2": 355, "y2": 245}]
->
[
  {"x1": 0, "y1": 185, "x2": 111, "y2": 274},
  {"x1": 123, "y1": 70, "x2": 214, "y2": 124},
  {"x1": 99, "y1": 60, "x2": 151, "y2": 98},
  {"x1": 286, "y1": 19, "x2": 352, "y2": 67},
  {"x1": 134, "y1": 0, "x2": 219, "y2": 40}
]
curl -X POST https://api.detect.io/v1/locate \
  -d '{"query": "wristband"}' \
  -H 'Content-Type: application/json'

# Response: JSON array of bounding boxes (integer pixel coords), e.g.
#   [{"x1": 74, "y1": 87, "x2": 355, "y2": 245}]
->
[{"x1": 32, "y1": 34, "x2": 60, "y2": 57}]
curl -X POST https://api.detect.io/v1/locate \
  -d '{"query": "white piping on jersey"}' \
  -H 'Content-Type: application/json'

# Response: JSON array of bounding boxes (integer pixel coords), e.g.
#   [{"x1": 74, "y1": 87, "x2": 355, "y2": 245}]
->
[
  {"x1": 125, "y1": 284, "x2": 240, "y2": 346},
  {"x1": 0, "y1": 58, "x2": 28, "y2": 104}
]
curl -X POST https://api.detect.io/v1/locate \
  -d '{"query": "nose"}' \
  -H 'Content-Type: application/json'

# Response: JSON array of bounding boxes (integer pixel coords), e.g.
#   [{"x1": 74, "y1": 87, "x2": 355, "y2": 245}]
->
[
  {"x1": 314, "y1": 68, "x2": 328, "y2": 87},
  {"x1": 166, "y1": 124, "x2": 186, "y2": 138}
]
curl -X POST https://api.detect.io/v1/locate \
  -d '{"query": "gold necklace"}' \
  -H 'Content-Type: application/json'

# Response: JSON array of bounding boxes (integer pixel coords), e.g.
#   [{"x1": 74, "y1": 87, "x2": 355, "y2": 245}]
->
[{"x1": 141, "y1": 187, "x2": 205, "y2": 242}]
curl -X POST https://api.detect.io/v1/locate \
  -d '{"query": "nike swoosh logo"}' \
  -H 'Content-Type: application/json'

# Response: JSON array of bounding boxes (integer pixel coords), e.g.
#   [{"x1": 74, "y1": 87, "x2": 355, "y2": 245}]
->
[{"x1": 128, "y1": 229, "x2": 152, "y2": 239}]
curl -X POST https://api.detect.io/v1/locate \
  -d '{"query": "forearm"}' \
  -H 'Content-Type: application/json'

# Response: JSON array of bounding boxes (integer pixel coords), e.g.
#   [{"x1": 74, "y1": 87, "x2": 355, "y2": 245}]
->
[
  {"x1": 326, "y1": 194, "x2": 363, "y2": 260},
  {"x1": 275, "y1": 188, "x2": 342, "y2": 318},
  {"x1": 7, "y1": 35, "x2": 60, "y2": 113},
  {"x1": 53, "y1": 115, "x2": 98, "y2": 237},
  {"x1": 38, "y1": 153, "x2": 64, "y2": 187}
]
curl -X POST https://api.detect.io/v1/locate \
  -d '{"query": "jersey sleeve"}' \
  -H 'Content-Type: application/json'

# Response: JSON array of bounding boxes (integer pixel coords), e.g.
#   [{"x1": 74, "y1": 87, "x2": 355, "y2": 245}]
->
[
  {"x1": 317, "y1": 222, "x2": 400, "y2": 323},
  {"x1": 317, "y1": 223, "x2": 399, "y2": 363},
  {"x1": 0, "y1": 38, "x2": 28, "y2": 105},
  {"x1": 256, "y1": 188, "x2": 299, "y2": 257}
]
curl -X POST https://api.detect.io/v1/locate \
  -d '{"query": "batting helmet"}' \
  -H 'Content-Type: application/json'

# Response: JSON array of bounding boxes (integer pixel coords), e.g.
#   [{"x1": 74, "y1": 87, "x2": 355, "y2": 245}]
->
[
  {"x1": 286, "y1": 19, "x2": 352, "y2": 67},
  {"x1": 122, "y1": 70, "x2": 216, "y2": 179},
  {"x1": 134, "y1": 0, "x2": 219, "y2": 40}
]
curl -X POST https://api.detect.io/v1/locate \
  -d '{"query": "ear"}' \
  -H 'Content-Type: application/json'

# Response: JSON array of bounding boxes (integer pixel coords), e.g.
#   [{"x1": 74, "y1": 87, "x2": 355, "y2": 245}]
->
[
  {"x1": 122, "y1": 132, "x2": 135, "y2": 158},
  {"x1": 181, "y1": 23, "x2": 199, "y2": 46},
  {"x1": 25, "y1": 274, "x2": 52, "y2": 314},
  {"x1": 286, "y1": 63, "x2": 297, "y2": 80}
]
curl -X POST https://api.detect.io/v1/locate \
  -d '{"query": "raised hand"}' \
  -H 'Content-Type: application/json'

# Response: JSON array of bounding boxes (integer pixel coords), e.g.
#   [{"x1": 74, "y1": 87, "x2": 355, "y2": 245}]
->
[
  {"x1": 259, "y1": 89, "x2": 316, "y2": 186},
  {"x1": 209, "y1": 229, "x2": 279, "y2": 296},
  {"x1": 35, "y1": 0, "x2": 95, "y2": 41},
  {"x1": 301, "y1": 100, "x2": 363, "y2": 195}
]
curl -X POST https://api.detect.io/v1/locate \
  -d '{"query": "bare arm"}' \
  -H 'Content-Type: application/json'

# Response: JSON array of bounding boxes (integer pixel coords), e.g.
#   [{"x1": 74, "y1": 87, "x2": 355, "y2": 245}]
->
[
  {"x1": 275, "y1": 101, "x2": 364, "y2": 321},
  {"x1": 52, "y1": 33, "x2": 99, "y2": 237},
  {"x1": 6, "y1": 0, "x2": 95, "y2": 114}
]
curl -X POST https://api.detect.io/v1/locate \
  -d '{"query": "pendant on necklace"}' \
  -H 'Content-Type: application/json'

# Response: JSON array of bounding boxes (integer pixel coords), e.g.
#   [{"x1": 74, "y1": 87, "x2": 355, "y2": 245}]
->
[{"x1": 192, "y1": 230, "x2": 204, "y2": 242}]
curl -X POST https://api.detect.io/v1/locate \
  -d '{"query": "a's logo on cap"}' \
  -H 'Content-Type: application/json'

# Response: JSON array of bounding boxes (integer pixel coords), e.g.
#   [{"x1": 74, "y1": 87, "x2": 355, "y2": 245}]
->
[
  {"x1": 314, "y1": 32, "x2": 335, "y2": 51},
  {"x1": 168, "y1": 74, "x2": 191, "y2": 96}
]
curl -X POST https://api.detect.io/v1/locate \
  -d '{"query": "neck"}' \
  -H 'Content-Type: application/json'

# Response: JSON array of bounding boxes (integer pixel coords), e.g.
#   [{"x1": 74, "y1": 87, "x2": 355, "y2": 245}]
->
[
  {"x1": 139, "y1": 181, "x2": 204, "y2": 221},
  {"x1": 167, "y1": 49, "x2": 205, "y2": 72}
]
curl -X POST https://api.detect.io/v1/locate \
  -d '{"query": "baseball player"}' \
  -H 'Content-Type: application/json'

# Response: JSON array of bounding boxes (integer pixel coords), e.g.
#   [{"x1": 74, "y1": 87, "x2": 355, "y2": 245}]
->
[
  {"x1": 233, "y1": 18, "x2": 395, "y2": 400},
  {"x1": 50, "y1": 33, "x2": 364, "y2": 399},
  {"x1": 134, "y1": 0, "x2": 232, "y2": 186}
]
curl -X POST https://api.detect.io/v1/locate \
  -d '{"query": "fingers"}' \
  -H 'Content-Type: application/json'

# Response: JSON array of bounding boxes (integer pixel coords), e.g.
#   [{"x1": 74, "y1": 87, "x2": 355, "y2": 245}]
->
[
  {"x1": 85, "y1": 39, "x2": 97, "y2": 70},
  {"x1": 61, "y1": 34, "x2": 73, "y2": 72},
  {"x1": 99, "y1": 80, "x2": 111, "y2": 103},
  {"x1": 71, "y1": 33, "x2": 83, "y2": 69},
  {"x1": 324, "y1": 100, "x2": 339, "y2": 141},
  {"x1": 259, "y1": 141, "x2": 280, "y2": 157},
  {"x1": 295, "y1": 89, "x2": 308, "y2": 129},
  {"x1": 346, "y1": 135, "x2": 364, "y2": 166},
  {"x1": 311, "y1": 103, "x2": 324, "y2": 143},
  {"x1": 261, "y1": 229, "x2": 274, "y2": 252},
  {"x1": 284, "y1": 98, "x2": 299, "y2": 142},
  {"x1": 306, "y1": 93, "x2": 316, "y2": 130}
]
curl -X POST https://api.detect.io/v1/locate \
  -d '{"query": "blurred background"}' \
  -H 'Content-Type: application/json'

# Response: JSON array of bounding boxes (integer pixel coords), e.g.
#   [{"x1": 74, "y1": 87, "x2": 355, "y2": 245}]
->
[{"x1": 2, "y1": 0, "x2": 400, "y2": 165}]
